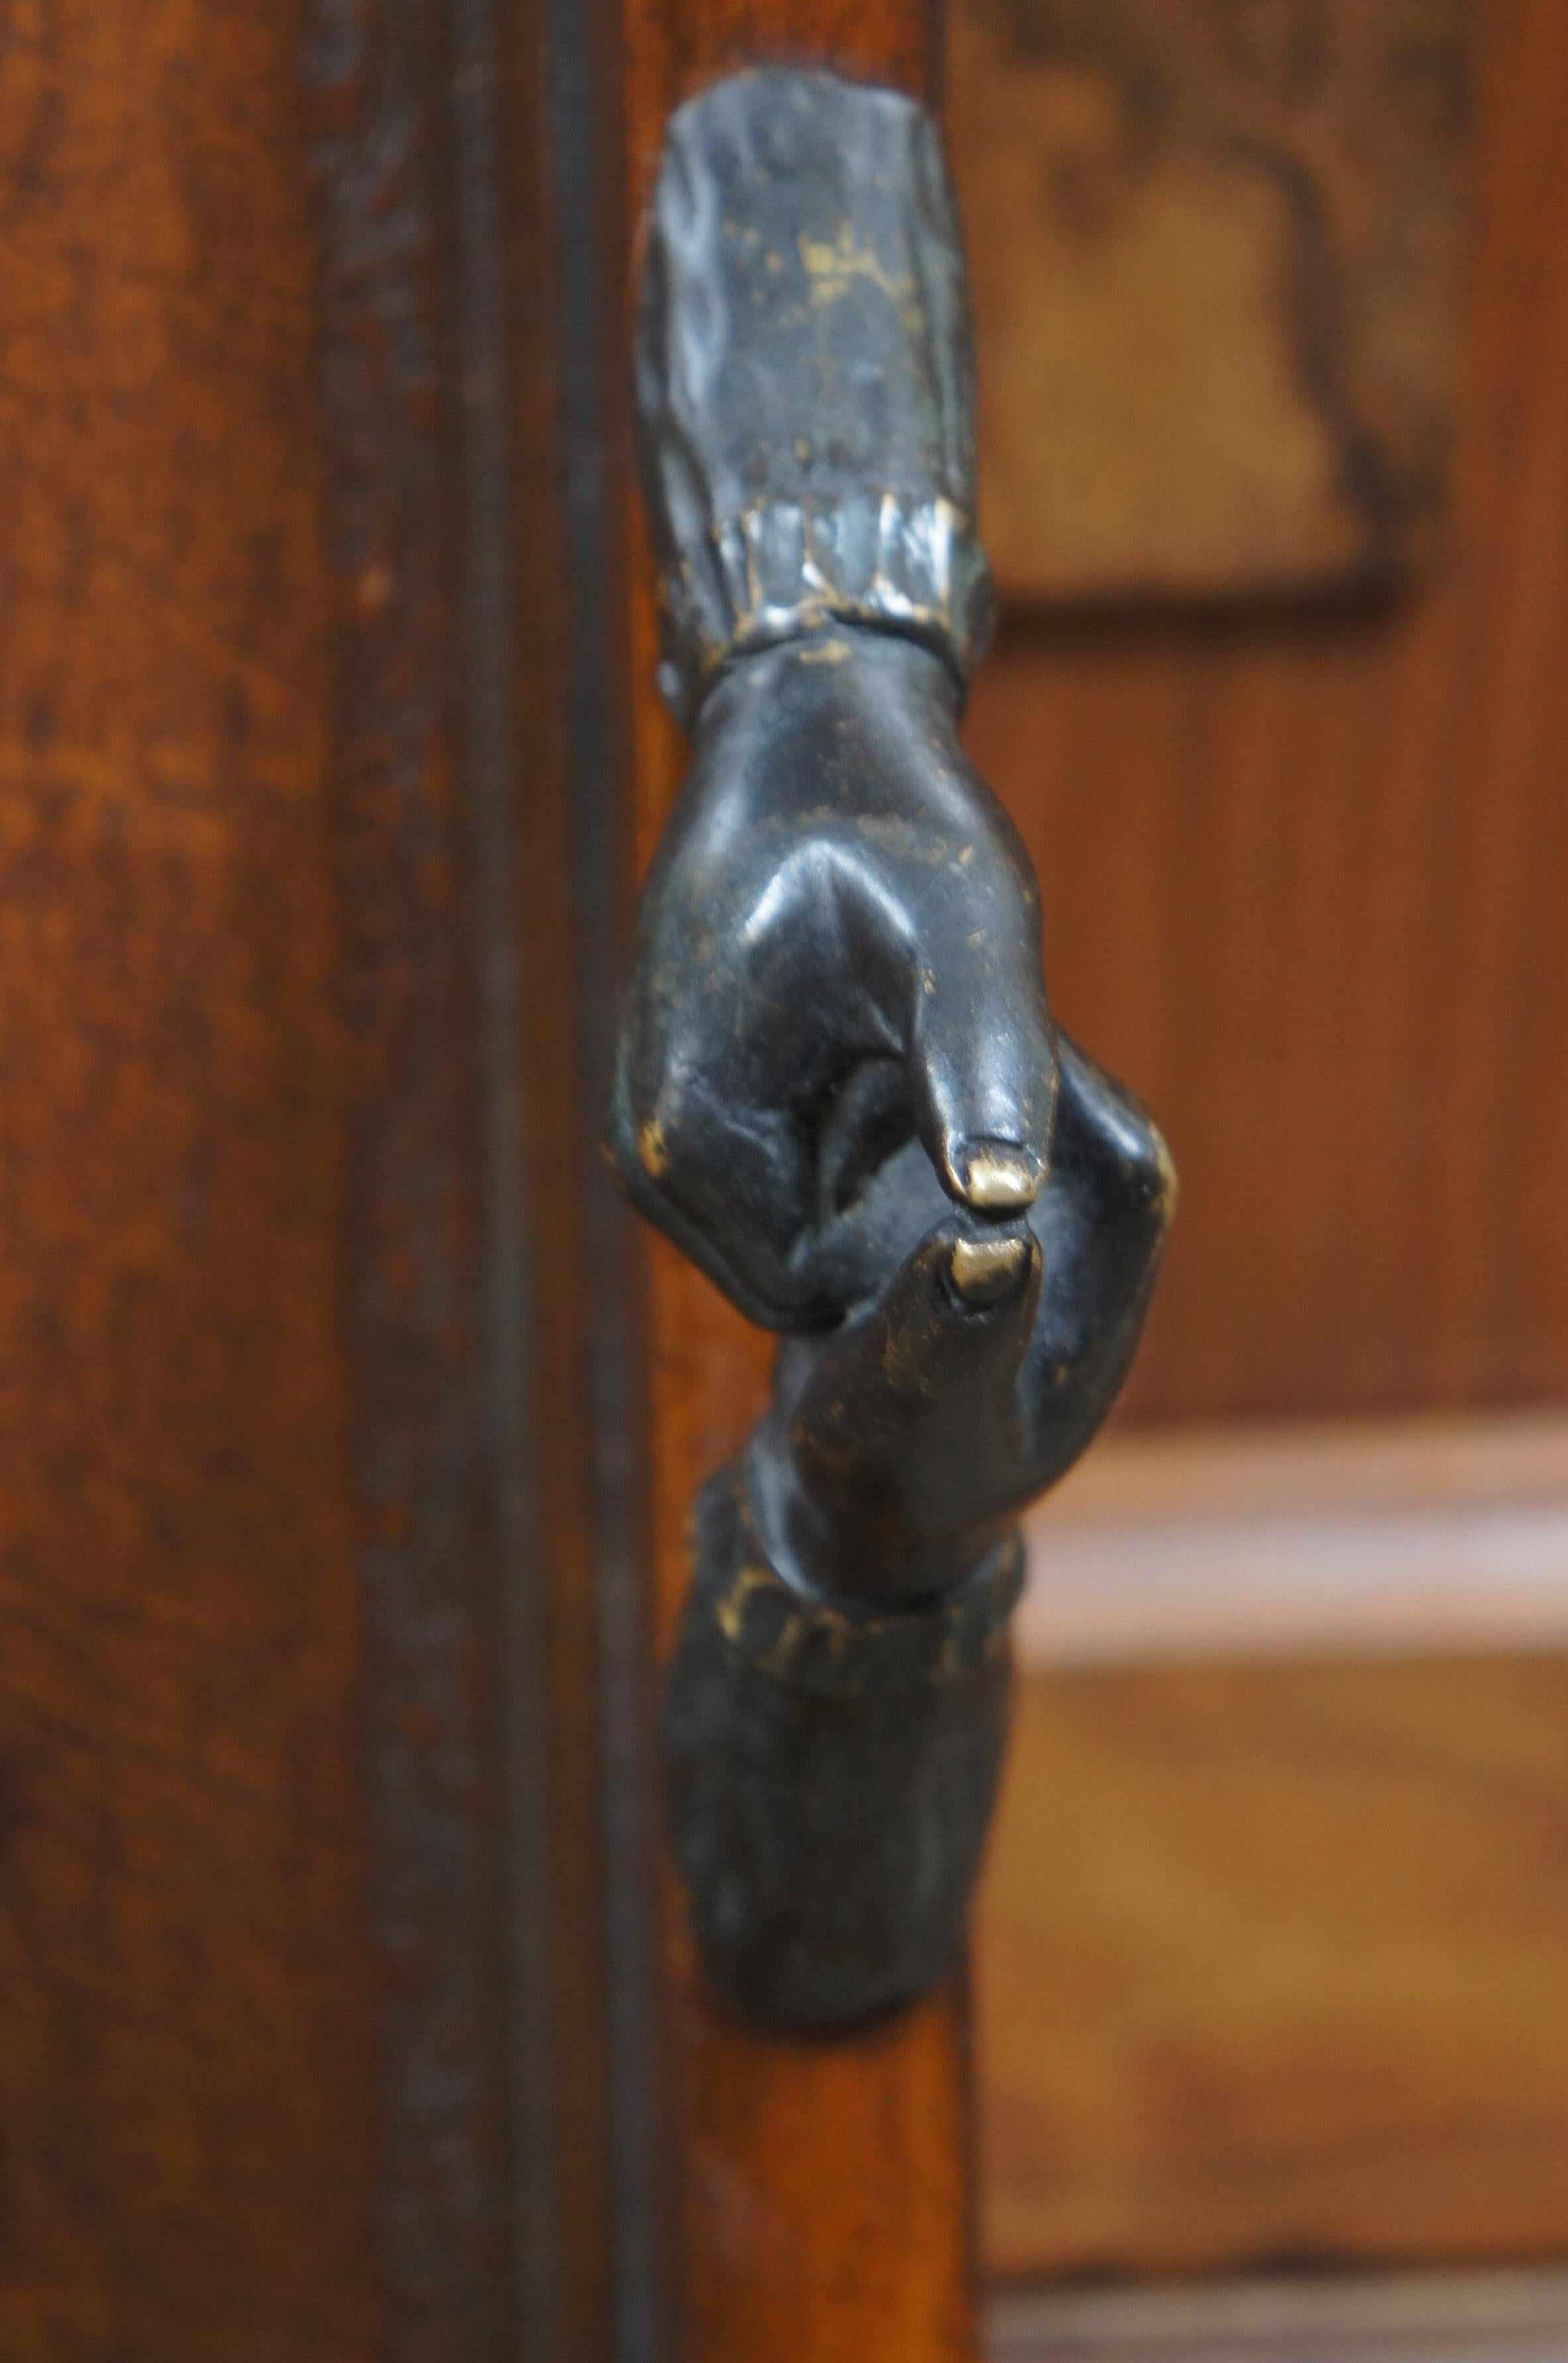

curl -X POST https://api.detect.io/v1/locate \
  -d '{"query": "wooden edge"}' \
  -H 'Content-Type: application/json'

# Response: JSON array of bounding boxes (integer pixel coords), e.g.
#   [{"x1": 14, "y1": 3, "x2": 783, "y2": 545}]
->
[
  {"x1": 621, "y1": 15, "x2": 984, "y2": 2363},
  {"x1": 1018, "y1": 1413, "x2": 1568, "y2": 1668},
  {"x1": 989, "y1": 2268, "x2": 1568, "y2": 2358}
]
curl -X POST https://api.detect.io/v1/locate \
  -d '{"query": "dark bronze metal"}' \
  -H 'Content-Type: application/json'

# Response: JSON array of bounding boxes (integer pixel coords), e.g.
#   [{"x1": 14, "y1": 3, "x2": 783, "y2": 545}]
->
[{"x1": 614, "y1": 68, "x2": 1175, "y2": 2029}]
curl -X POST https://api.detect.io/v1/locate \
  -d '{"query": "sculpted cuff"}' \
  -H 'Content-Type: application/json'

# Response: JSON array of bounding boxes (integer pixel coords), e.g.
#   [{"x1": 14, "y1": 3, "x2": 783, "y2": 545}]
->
[{"x1": 635, "y1": 69, "x2": 995, "y2": 721}]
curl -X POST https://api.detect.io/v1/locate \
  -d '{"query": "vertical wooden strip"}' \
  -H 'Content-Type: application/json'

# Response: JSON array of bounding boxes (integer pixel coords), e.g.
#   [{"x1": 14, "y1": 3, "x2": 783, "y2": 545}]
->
[
  {"x1": 315, "y1": 0, "x2": 648, "y2": 2352},
  {"x1": 309, "y1": 9, "x2": 540, "y2": 2349},
  {"x1": 0, "y1": 3, "x2": 383, "y2": 2352},
  {"x1": 522, "y1": 0, "x2": 669, "y2": 2349},
  {"x1": 0, "y1": 0, "x2": 654, "y2": 2353},
  {"x1": 620, "y1": 6, "x2": 980, "y2": 2358}
]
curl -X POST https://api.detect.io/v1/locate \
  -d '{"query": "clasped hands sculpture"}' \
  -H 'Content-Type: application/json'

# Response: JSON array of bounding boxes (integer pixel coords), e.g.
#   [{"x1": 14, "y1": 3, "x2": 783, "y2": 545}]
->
[{"x1": 611, "y1": 70, "x2": 1174, "y2": 2027}]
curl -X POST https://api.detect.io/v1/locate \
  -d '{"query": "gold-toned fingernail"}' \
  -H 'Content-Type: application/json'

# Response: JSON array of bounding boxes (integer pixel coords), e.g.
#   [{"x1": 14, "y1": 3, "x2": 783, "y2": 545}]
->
[
  {"x1": 637, "y1": 1116, "x2": 670, "y2": 1178},
  {"x1": 956, "y1": 1144, "x2": 1040, "y2": 1211},
  {"x1": 948, "y1": 1234, "x2": 1033, "y2": 1307}
]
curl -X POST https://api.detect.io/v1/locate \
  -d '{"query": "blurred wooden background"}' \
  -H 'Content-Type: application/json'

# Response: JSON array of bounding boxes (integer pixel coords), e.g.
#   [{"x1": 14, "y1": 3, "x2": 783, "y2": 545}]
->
[
  {"x1": 954, "y1": 0, "x2": 1470, "y2": 604},
  {"x1": 948, "y1": 0, "x2": 1568, "y2": 2295},
  {"x1": 957, "y1": 0, "x2": 1568, "y2": 1433}
]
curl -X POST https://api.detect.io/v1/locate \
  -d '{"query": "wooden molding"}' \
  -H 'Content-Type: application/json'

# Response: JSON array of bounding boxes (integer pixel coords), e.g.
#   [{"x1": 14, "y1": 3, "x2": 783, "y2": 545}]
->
[
  {"x1": 990, "y1": 2268, "x2": 1568, "y2": 2359},
  {"x1": 1019, "y1": 1412, "x2": 1568, "y2": 1667}
]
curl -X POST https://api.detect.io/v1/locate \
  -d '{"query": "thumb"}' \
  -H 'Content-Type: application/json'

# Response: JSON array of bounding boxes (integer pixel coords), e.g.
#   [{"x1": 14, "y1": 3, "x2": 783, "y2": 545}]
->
[{"x1": 755, "y1": 1216, "x2": 1043, "y2": 1602}]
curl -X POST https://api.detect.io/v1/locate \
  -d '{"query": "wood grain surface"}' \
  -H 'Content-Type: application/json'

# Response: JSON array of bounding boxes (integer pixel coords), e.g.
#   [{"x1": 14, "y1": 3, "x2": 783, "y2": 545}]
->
[
  {"x1": 952, "y1": 0, "x2": 1471, "y2": 604},
  {"x1": 0, "y1": 1, "x2": 640, "y2": 2354},
  {"x1": 957, "y1": 0, "x2": 1568, "y2": 1431},
  {"x1": 955, "y1": 0, "x2": 1568, "y2": 2302},
  {"x1": 1014, "y1": 1411, "x2": 1568, "y2": 1668},
  {"x1": 0, "y1": 3, "x2": 383, "y2": 2352},
  {"x1": 977, "y1": 1655, "x2": 1568, "y2": 2285},
  {"x1": 991, "y1": 2268, "x2": 1568, "y2": 2360},
  {"x1": 620, "y1": 5, "x2": 980, "y2": 2359}
]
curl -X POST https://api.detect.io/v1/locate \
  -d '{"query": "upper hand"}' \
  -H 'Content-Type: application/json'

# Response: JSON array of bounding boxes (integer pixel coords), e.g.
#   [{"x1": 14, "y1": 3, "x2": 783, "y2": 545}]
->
[{"x1": 610, "y1": 627, "x2": 1058, "y2": 1329}]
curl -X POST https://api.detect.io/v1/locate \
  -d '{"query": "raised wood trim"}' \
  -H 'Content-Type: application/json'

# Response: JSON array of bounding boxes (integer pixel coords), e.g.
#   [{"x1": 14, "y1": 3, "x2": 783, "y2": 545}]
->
[
  {"x1": 990, "y1": 2269, "x2": 1568, "y2": 2360},
  {"x1": 1018, "y1": 1413, "x2": 1568, "y2": 1668},
  {"x1": 313, "y1": 0, "x2": 662, "y2": 2350}
]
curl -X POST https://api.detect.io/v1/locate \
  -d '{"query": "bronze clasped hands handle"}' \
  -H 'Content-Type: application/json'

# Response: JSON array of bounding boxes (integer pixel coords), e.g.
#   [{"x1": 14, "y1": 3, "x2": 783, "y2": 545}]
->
[{"x1": 612, "y1": 69, "x2": 1175, "y2": 2029}]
